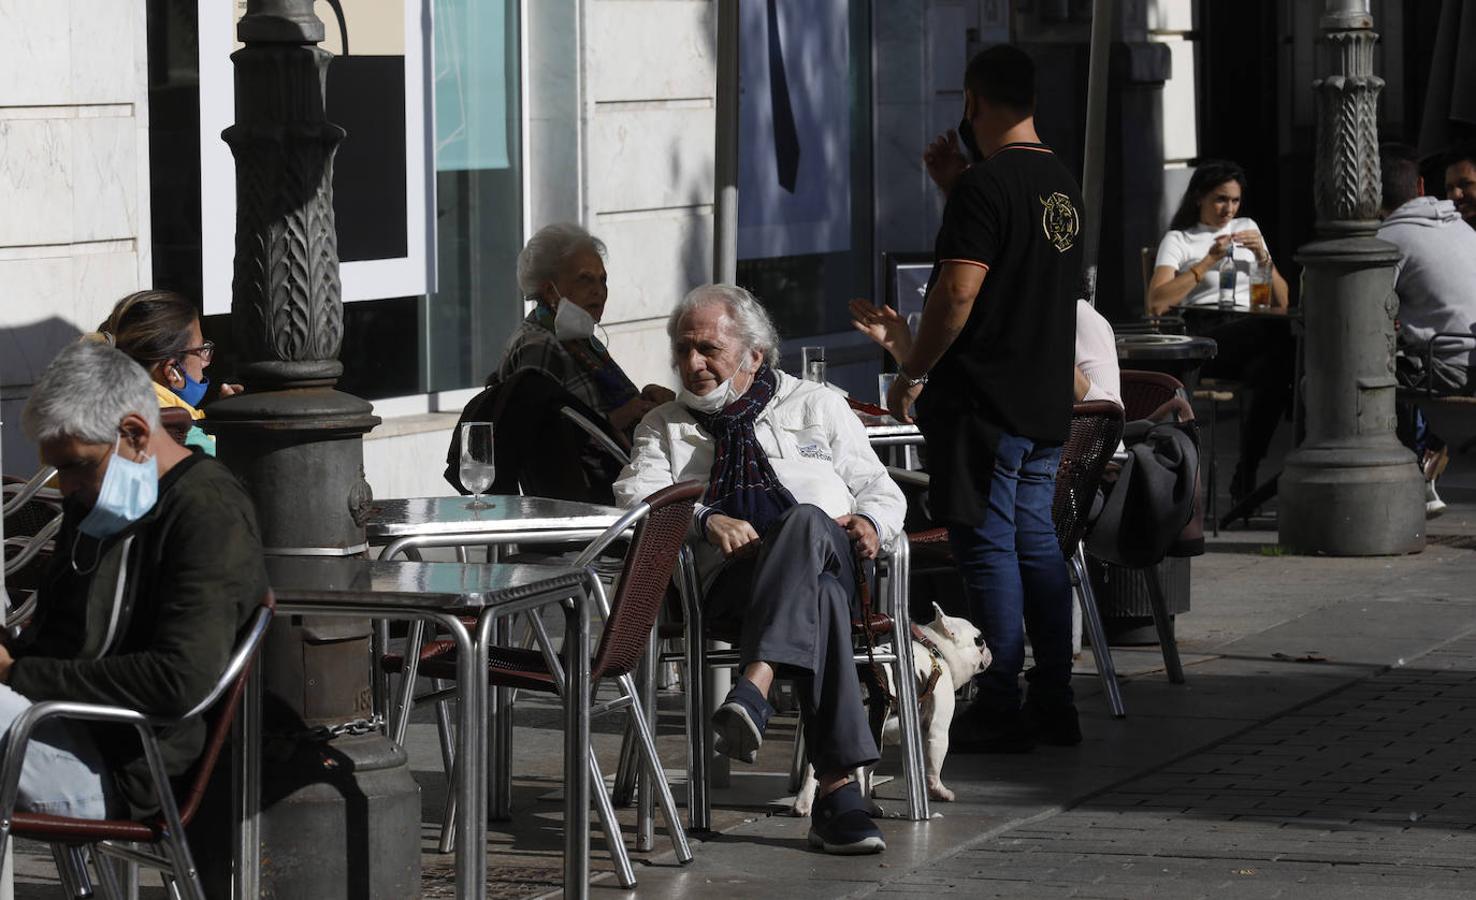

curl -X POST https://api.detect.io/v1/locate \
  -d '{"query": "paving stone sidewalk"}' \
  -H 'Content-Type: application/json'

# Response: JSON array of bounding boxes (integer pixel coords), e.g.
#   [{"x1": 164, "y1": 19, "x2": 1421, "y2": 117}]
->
[{"x1": 870, "y1": 633, "x2": 1476, "y2": 899}]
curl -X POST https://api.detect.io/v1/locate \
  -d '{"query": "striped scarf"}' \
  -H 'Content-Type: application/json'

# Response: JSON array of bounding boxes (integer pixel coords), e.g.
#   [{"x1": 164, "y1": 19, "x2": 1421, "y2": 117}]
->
[{"x1": 691, "y1": 365, "x2": 797, "y2": 535}]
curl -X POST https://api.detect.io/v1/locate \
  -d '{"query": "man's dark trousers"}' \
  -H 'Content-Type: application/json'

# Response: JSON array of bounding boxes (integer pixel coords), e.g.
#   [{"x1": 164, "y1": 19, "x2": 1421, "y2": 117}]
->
[{"x1": 705, "y1": 504, "x2": 880, "y2": 774}]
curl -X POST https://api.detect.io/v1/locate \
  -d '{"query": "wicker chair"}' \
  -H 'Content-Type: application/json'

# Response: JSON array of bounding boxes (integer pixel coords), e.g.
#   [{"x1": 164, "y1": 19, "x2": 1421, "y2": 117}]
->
[
  {"x1": 0, "y1": 592, "x2": 274, "y2": 900},
  {"x1": 401, "y1": 482, "x2": 701, "y2": 888}
]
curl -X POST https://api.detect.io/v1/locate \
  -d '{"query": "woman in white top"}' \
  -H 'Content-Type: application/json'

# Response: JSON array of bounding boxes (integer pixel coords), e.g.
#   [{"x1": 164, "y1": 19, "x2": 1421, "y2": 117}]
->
[
  {"x1": 1148, "y1": 160, "x2": 1294, "y2": 501},
  {"x1": 1148, "y1": 161, "x2": 1289, "y2": 314}
]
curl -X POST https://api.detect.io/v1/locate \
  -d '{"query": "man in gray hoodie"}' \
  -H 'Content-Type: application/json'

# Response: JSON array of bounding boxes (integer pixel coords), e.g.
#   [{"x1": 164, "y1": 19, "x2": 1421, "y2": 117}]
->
[
  {"x1": 1379, "y1": 144, "x2": 1476, "y2": 392},
  {"x1": 1378, "y1": 144, "x2": 1476, "y2": 515}
]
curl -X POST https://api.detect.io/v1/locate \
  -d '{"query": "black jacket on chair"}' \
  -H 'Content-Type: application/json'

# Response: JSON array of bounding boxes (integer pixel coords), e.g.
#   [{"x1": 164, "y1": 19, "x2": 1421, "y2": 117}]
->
[
  {"x1": 1086, "y1": 402, "x2": 1203, "y2": 568},
  {"x1": 444, "y1": 369, "x2": 625, "y2": 504}
]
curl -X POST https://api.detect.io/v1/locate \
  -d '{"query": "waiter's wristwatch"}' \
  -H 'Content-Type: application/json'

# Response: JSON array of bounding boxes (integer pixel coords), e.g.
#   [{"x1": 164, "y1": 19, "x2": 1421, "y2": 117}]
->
[{"x1": 898, "y1": 368, "x2": 929, "y2": 389}]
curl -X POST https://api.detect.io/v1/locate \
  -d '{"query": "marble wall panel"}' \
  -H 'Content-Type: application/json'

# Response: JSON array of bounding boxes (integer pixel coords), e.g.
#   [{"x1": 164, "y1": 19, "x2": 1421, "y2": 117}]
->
[
  {"x1": 0, "y1": 120, "x2": 72, "y2": 247},
  {"x1": 1157, "y1": 37, "x2": 1198, "y2": 163},
  {"x1": 1147, "y1": 0, "x2": 1194, "y2": 33},
  {"x1": 589, "y1": 1, "x2": 713, "y2": 103},
  {"x1": 602, "y1": 317, "x2": 677, "y2": 392},
  {"x1": 70, "y1": 0, "x2": 144, "y2": 106},
  {"x1": 0, "y1": 0, "x2": 71, "y2": 107},
  {"x1": 597, "y1": 210, "x2": 712, "y2": 324},
  {"x1": 70, "y1": 116, "x2": 138, "y2": 243},
  {"x1": 587, "y1": 107, "x2": 715, "y2": 214},
  {"x1": 363, "y1": 423, "x2": 460, "y2": 500}
]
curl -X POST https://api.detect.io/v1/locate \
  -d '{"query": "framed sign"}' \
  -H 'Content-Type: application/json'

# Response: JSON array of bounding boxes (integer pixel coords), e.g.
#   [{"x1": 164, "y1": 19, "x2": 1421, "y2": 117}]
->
[
  {"x1": 883, "y1": 251, "x2": 934, "y2": 326},
  {"x1": 197, "y1": 1, "x2": 433, "y2": 315}
]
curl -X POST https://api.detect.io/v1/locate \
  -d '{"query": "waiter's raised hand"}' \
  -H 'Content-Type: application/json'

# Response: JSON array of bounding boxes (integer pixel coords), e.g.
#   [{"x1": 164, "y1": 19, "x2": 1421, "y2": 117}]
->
[
  {"x1": 835, "y1": 514, "x2": 880, "y2": 559},
  {"x1": 848, "y1": 299, "x2": 911, "y2": 362},
  {"x1": 705, "y1": 514, "x2": 761, "y2": 559}
]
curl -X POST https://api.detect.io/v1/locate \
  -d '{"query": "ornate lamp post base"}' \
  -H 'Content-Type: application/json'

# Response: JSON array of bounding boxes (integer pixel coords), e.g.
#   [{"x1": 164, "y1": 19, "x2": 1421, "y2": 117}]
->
[{"x1": 1279, "y1": 233, "x2": 1425, "y2": 556}]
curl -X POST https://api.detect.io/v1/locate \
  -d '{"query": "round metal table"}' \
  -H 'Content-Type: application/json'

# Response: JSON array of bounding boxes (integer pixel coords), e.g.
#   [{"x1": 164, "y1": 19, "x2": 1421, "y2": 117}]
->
[{"x1": 1114, "y1": 333, "x2": 1218, "y2": 392}]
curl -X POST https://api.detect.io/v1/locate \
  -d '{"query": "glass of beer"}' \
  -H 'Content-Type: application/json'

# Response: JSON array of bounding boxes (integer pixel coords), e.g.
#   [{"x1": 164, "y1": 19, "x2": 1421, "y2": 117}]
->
[{"x1": 1249, "y1": 260, "x2": 1272, "y2": 310}]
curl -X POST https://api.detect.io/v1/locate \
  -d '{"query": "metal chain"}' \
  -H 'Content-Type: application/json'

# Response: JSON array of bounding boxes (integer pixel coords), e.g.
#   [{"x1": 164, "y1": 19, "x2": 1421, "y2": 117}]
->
[{"x1": 269, "y1": 714, "x2": 385, "y2": 744}]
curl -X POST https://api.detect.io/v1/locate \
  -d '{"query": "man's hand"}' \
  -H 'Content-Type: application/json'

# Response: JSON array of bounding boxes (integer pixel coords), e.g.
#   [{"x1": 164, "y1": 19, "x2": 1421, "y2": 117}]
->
[
  {"x1": 836, "y1": 514, "x2": 880, "y2": 559},
  {"x1": 705, "y1": 514, "x2": 761, "y2": 559},
  {"x1": 0, "y1": 643, "x2": 14, "y2": 684},
  {"x1": 923, "y1": 129, "x2": 969, "y2": 194},
  {"x1": 641, "y1": 383, "x2": 676, "y2": 404},
  {"x1": 848, "y1": 300, "x2": 912, "y2": 363},
  {"x1": 609, "y1": 396, "x2": 658, "y2": 432},
  {"x1": 886, "y1": 373, "x2": 923, "y2": 424}
]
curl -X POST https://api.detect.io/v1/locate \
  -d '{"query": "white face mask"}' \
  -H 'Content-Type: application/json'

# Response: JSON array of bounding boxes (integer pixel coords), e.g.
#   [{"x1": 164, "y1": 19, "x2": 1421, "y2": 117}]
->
[
  {"x1": 553, "y1": 292, "x2": 597, "y2": 341},
  {"x1": 678, "y1": 376, "x2": 738, "y2": 414}
]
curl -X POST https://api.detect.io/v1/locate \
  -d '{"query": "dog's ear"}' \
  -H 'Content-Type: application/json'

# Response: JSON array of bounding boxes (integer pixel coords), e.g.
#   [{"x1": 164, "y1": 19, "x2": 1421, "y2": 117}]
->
[{"x1": 931, "y1": 602, "x2": 955, "y2": 639}]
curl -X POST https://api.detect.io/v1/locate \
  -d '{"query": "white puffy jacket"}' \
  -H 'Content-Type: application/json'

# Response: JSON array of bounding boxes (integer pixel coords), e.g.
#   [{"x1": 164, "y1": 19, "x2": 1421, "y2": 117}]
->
[{"x1": 613, "y1": 370, "x2": 907, "y2": 581}]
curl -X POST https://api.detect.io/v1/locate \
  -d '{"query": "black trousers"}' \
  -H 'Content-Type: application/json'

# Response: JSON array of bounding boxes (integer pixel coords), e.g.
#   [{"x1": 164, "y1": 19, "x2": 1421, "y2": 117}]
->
[
  {"x1": 1189, "y1": 312, "x2": 1296, "y2": 478},
  {"x1": 705, "y1": 504, "x2": 880, "y2": 774}
]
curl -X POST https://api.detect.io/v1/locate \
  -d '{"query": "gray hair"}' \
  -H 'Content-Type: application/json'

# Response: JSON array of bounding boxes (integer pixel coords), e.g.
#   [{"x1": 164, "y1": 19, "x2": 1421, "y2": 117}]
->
[
  {"x1": 667, "y1": 284, "x2": 781, "y2": 369},
  {"x1": 22, "y1": 341, "x2": 162, "y2": 445},
  {"x1": 515, "y1": 223, "x2": 607, "y2": 299}
]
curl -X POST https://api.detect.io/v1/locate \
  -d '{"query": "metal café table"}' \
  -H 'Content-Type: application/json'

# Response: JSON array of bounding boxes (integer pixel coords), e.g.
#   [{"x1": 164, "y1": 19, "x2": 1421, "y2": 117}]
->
[
  {"x1": 238, "y1": 557, "x2": 595, "y2": 900},
  {"x1": 1114, "y1": 332, "x2": 1218, "y2": 391},
  {"x1": 363, "y1": 495, "x2": 627, "y2": 823}
]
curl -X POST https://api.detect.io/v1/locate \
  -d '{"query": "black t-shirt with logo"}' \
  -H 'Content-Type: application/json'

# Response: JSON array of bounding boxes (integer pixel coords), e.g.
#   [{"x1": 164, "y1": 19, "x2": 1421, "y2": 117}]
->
[{"x1": 915, "y1": 142, "x2": 1084, "y2": 525}]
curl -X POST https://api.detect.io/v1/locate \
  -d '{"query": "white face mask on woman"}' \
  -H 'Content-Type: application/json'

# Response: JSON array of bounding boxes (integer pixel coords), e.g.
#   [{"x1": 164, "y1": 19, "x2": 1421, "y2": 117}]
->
[{"x1": 553, "y1": 292, "x2": 597, "y2": 341}]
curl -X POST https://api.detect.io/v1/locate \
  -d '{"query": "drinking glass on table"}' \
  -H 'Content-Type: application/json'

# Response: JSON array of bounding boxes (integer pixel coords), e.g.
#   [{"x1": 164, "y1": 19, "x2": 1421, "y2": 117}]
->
[
  {"x1": 878, "y1": 372, "x2": 899, "y2": 409},
  {"x1": 459, "y1": 421, "x2": 495, "y2": 510},
  {"x1": 1249, "y1": 259, "x2": 1272, "y2": 310},
  {"x1": 802, "y1": 346, "x2": 827, "y2": 383}
]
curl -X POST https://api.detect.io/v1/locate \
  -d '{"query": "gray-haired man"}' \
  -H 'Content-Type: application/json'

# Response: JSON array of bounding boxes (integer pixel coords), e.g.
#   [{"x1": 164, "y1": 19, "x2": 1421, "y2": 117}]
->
[
  {"x1": 0, "y1": 341, "x2": 266, "y2": 817},
  {"x1": 615, "y1": 284, "x2": 906, "y2": 854}
]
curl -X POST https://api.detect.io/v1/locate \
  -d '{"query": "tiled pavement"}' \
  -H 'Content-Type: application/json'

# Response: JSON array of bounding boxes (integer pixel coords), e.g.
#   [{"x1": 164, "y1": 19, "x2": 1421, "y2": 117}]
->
[{"x1": 870, "y1": 635, "x2": 1476, "y2": 899}]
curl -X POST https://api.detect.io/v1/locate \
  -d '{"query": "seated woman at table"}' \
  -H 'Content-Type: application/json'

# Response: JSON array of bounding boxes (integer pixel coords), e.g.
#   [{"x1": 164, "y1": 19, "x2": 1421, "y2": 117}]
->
[
  {"x1": 90, "y1": 290, "x2": 241, "y2": 456},
  {"x1": 494, "y1": 223, "x2": 675, "y2": 443},
  {"x1": 1147, "y1": 159, "x2": 1294, "y2": 500}
]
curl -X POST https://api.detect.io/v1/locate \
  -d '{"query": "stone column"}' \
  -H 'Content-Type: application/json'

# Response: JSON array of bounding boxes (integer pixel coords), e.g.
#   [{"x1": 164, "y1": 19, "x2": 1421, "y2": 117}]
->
[
  {"x1": 202, "y1": 1, "x2": 421, "y2": 895},
  {"x1": 1278, "y1": 0, "x2": 1425, "y2": 555}
]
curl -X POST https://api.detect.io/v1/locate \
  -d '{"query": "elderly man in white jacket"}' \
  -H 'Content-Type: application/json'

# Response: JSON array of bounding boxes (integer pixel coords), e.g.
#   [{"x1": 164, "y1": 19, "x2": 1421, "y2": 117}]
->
[{"x1": 615, "y1": 284, "x2": 905, "y2": 855}]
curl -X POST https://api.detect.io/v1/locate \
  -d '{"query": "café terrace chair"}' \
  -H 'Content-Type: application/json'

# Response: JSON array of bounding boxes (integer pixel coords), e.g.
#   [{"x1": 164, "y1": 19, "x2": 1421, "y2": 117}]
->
[
  {"x1": 392, "y1": 482, "x2": 701, "y2": 888},
  {"x1": 0, "y1": 592, "x2": 275, "y2": 900},
  {"x1": 905, "y1": 401, "x2": 1130, "y2": 716},
  {"x1": 3, "y1": 467, "x2": 63, "y2": 629}
]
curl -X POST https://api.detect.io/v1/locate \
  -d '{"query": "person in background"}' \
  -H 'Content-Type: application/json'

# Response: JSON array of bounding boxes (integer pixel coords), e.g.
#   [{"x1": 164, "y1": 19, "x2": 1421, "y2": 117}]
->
[
  {"x1": 93, "y1": 290, "x2": 240, "y2": 456},
  {"x1": 1444, "y1": 144, "x2": 1476, "y2": 230},
  {"x1": 4, "y1": 341, "x2": 266, "y2": 818},
  {"x1": 495, "y1": 223, "x2": 675, "y2": 443},
  {"x1": 1378, "y1": 143, "x2": 1476, "y2": 517},
  {"x1": 1148, "y1": 160, "x2": 1294, "y2": 502}
]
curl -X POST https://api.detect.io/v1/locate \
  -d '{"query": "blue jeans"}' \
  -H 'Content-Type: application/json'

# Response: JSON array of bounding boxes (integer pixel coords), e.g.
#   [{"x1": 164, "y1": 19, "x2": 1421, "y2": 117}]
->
[
  {"x1": 947, "y1": 433, "x2": 1074, "y2": 712},
  {"x1": 0, "y1": 683, "x2": 118, "y2": 818}
]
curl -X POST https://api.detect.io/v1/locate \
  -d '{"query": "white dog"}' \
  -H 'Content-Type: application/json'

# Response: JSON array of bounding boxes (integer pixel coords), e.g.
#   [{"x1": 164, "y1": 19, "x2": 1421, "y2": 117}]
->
[{"x1": 793, "y1": 603, "x2": 991, "y2": 815}]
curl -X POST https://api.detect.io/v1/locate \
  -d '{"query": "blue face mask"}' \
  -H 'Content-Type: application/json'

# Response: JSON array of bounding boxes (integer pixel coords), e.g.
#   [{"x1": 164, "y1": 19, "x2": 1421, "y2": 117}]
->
[
  {"x1": 171, "y1": 365, "x2": 209, "y2": 408},
  {"x1": 78, "y1": 439, "x2": 160, "y2": 540}
]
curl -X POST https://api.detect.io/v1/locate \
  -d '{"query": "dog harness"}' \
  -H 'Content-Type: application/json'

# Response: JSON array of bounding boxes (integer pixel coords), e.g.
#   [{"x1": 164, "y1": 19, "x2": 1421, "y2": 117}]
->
[{"x1": 909, "y1": 623, "x2": 946, "y2": 702}]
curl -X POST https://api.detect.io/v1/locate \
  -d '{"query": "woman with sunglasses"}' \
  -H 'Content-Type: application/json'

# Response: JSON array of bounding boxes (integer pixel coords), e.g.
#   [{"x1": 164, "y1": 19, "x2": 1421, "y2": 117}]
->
[{"x1": 92, "y1": 290, "x2": 240, "y2": 456}]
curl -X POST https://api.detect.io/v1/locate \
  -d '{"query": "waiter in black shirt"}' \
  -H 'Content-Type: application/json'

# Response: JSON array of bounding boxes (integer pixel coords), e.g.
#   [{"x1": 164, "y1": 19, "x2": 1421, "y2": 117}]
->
[{"x1": 886, "y1": 45, "x2": 1085, "y2": 753}]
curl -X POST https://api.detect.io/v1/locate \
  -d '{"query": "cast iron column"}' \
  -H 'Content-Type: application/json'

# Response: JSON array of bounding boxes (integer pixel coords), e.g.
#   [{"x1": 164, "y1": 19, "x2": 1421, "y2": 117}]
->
[
  {"x1": 1278, "y1": 0, "x2": 1425, "y2": 556},
  {"x1": 205, "y1": 1, "x2": 421, "y2": 895}
]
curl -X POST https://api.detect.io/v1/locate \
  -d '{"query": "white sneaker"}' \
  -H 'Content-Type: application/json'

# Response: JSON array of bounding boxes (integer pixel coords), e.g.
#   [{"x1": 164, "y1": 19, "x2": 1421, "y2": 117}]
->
[{"x1": 1426, "y1": 480, "x2": 1447, "y2": 519}]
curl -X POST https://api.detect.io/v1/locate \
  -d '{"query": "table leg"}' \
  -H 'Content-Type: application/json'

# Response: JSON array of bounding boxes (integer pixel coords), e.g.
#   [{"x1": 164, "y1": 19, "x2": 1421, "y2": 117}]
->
[
  {"x1": 487, "y1": 613, "x2": 513, "y2": 820},
  {"x1": 564, "y1": 586, "x2": 591, "y2": 898},
  {"x1": 231, "y1": 664, "x2": 262, "y2": 900},
  {"x1": 449, "y1": 615, "x2": 485, "y2": 900}
]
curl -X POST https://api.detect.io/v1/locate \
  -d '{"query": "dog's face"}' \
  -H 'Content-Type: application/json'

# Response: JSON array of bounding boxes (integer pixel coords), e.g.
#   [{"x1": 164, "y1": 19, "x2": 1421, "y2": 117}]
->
[{"x1": 924, "y1": 603, "x2": 992, "y2": 686}]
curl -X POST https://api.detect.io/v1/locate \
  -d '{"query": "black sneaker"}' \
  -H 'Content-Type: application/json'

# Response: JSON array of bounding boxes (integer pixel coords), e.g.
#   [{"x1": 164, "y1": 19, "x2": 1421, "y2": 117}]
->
[
  {"x1": 949, "y1": 702, "x2": 1035, "y2": 754},
  {"x1": 712, "y1": 678, "x2": 773, "y2": 764},
  {"x1": 808, "y1": 782, "x2": 886, "y2": 855},
  {"x1": 1024, "y1": 701, "x2": 1083, "y2": 746}
]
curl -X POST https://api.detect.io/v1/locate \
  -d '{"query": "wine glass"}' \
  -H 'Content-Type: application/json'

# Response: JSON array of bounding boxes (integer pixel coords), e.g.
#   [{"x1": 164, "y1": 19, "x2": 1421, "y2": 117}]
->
[
  {"x1": 459, "y1": 421, "x2": 495, "y2": 511},
  {"x1": 802, "y1": 345, "x2": 827, "y2": 383}
]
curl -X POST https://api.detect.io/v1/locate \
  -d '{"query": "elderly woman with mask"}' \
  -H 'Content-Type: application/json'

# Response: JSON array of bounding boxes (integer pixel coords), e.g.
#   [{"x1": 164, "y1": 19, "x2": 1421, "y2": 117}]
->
[{"x1": 496, "y1": 223, "x2": 675, "y2": 438}]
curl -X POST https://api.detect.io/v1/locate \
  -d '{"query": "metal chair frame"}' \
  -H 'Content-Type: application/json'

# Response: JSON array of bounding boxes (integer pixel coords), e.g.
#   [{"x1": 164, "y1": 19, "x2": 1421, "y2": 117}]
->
[
  {"x1": 381, "y1": 491, "x2": 697, "y2": 888},
  {"x1": 662, "y1": 533, "x2": 930, "y2": 830},
  {"x1": 0, "y1": 597, "x2": 274, "y2": 900}
]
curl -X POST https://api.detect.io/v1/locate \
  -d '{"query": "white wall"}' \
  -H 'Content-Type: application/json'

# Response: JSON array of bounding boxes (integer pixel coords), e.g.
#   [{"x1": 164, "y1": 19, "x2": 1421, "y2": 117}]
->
[
  {"x1": 1148, "y1": 0, "x2": 1198, "y2": 231},
  {"x1": 0, "y1": 0, "x2": 152, "y2": 474}
]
